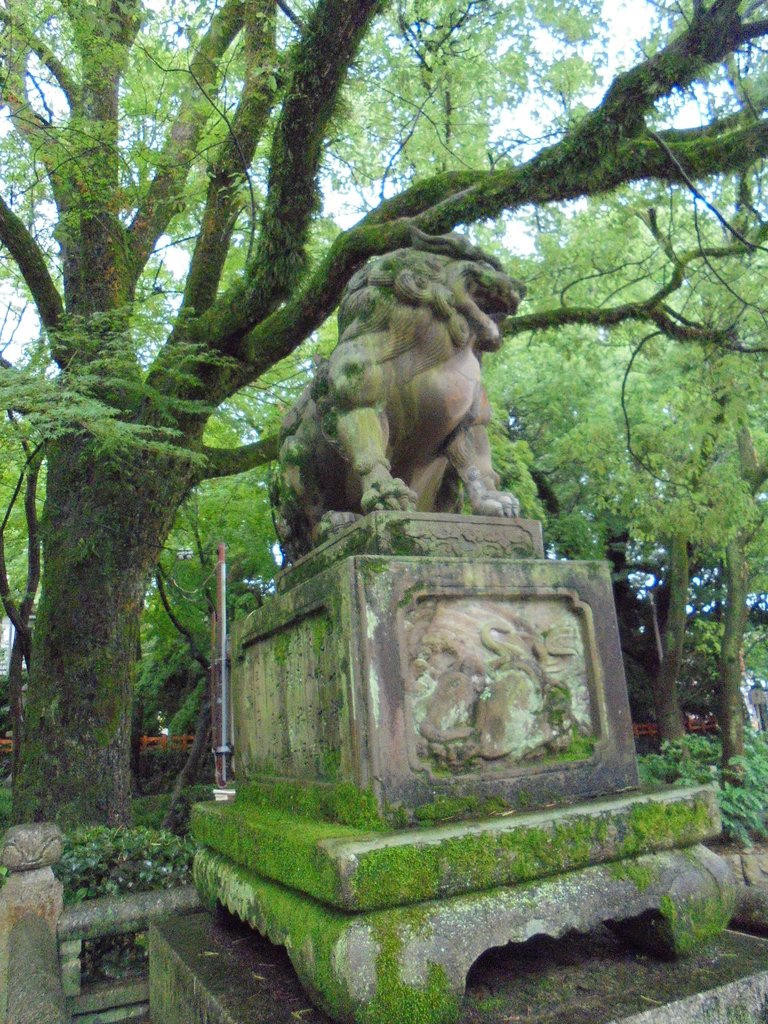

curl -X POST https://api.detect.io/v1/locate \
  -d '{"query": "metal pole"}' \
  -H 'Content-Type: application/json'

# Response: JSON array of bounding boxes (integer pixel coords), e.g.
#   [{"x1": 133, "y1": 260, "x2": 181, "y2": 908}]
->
[{"x1": 214, "y1": 542, "x2": 232, "y2": 786}]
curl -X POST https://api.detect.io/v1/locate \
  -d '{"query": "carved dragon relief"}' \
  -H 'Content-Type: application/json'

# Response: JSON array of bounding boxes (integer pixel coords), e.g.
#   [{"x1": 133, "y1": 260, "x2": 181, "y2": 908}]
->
[{"x1": 405, "y1": 597, "x2": 594, "y2": 773}]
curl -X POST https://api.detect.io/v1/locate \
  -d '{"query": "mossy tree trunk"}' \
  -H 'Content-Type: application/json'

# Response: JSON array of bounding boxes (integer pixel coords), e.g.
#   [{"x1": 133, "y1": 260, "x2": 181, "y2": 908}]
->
[
  {"x1": 718, "y1": 536, "x2": 749, "y2": 782},
  {"x1": 14, "y1": 436, "x2": 194, "y2": 825}
]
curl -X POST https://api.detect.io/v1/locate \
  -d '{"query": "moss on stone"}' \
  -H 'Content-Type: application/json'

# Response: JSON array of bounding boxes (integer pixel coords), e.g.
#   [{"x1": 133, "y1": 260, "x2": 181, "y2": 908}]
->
[
  {"x1": 413, "y1": 795, "x2": 510, "y2": 824},
  {"x1": 361, "y1": 919, "x2": 460, "y2": 1024},
  {"x1": 619, "y1": 796, "x2": 713, "y2": 858},
  {"x1": 351, "y1": 812, "x2": 612, "y2": 909},
  {"x1": 236, "y1": 779, "x2": 385, "y2": 830},
  {"x1": 192, "y1": 802, "x2": 361, "y2": 906},
  {"x1": 607, "y1": 859, "x2": 658, "y2": 892},
  {"x1": 546, "y1": 731, "x2": 596, "y2": 763},
  {"x1": 657, "y1": 891, "x2": 733, "y2": 956}
]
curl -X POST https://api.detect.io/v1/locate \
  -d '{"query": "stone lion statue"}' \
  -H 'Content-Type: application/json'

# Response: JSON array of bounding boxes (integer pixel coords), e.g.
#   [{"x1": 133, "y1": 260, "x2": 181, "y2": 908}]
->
[{"x1": 272, "y1": 228, "x2": 525, "y2": 561}]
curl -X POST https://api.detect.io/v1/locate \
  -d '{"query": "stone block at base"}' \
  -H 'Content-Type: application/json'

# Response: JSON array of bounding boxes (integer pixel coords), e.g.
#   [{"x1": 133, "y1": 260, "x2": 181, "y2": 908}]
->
[
  {"x1": 150, "y1": 912, "x2": 768, "y2": 1024},
  {"x1": 191, "y1": 785, "x2": 721, "y2": 911},
  {"x1": 192, "y1": 843, "x2": 735, "y2": 1024}
]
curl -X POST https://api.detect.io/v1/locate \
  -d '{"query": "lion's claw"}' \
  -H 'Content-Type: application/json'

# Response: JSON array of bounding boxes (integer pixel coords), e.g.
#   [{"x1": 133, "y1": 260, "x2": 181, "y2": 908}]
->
[
  {"x1": 362, "y1": 477, "x2": 417, "y2": 513},
  {"x1": 472, "y1": 491, "x2": 520, "y2": 518}
]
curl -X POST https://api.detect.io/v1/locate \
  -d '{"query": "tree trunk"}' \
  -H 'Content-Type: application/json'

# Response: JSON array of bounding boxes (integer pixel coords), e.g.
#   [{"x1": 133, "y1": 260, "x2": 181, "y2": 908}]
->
[
  {"x1": 13, "y1": 435, "x2": 191, "y2": 827},
  {"x1": 7, "y1": 632, "x2": 26, "y2": 786},
  {"x1": 162, "y1": 698, "x2": 212, "y2": 834},
  {"x1": 651, "y1": 534, "x2": 688, "y2": 741},
  {"x1": 719, "y1": 535, "x2": 749, "y2": 781}
]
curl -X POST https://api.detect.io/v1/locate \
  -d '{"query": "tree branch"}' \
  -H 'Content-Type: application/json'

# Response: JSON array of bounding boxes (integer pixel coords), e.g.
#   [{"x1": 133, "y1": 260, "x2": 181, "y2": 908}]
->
[
  {"x1": 186, "y1": 0, "x2": 385, "y2": 354},
  {"x1": 146, "y1": 0, "x2": 768, "y2": 411},
  {"x1": 197, "y1": 434, "x2": 280, "y2": 481},
  {"x1": 0, "y1": 191, "x2": 64, "y2": 329},
  {"x1": 127, "y1": 0, "x2": 246, "y2": 280},
  {"x1": 226, "y1": 116, "x2": 768, "y2": 386},
  {"x1": 156, "y1": 569, "x2": 210, "y2": 674},
  {"x1": 180, "y1": 0, "x2": 277, "y2": 316},
  {"x1": 196, "y1": 1, "x2": 767, "y2": 359},
  {"x1": 0, "y1": 7, "x2": 79, "y2": 107}
]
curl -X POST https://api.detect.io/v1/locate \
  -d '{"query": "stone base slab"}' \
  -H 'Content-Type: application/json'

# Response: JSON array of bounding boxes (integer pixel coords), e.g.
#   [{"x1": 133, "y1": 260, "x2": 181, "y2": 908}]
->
[
  {"x1": 151, "y1": 911, "x2": 768, "y2": 1024},
  {"x1": 274, "y1": 511, "x2": 545, "y2": 593},
  {"x1": 192, "y1": 784, "x2": 721, "y2": 912},
  {"x1": 192, "y1": 843, "x2": 736, "y2": 1024}
]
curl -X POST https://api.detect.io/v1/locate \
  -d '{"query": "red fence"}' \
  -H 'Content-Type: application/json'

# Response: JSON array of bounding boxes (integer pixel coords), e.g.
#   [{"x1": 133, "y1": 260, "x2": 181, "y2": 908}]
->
[
  {"x1": 139, "y1": 735, "x2": 195, "y2": 752},
  {"x1": 0, "y1": 734, "x2": 196, "y2": 754},
  {"x1": 632, "y1": 714, "x2": 718, "y2": 739},
  {"x1": 0, "y1": 721, "x2": 718, "y2": 755}
]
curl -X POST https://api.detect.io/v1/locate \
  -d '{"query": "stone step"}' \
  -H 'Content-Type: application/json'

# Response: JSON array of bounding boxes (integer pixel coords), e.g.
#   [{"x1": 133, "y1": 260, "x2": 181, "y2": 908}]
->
[
  {"x1": 192, "y1": 784, "x2": 720, "y2": 911},
  {"x1": 149, "y1": 910, "x2": 768, "y2": 1024}
]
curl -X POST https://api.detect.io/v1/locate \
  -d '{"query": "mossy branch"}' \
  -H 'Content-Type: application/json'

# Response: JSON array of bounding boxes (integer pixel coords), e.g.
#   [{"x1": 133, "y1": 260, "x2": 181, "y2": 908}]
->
[
  {"x1": 198, "y1": 434, "x2": 280, "y2": 480},
  {"x1": 0, "y1": 7, "x2": 79, "y2": 107},
  {"x1": 502, "y1": 238, "x2": 753, "y2": 346},
  {"x1": 191, "y1": 0, "x2": 386, "y2": 354},
  {"x1": 127, "y1": 0, "x2": 246, "y2": 280},
  {"x1": 145, "y1": 1, "x2": 768, "y2": 410},
  {"x1": 0, "y1": 192, "x2": 64, "y2": 330},
  {"x1": 180, "y1": 0, "x2": 278, "y2": 317}
]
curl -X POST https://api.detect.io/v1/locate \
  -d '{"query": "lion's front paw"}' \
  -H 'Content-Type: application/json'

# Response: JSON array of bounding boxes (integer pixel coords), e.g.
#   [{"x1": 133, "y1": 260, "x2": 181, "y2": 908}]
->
[
  {"x1": 362, "y1": 476, "x2": 417, "y2": 513},
  {"x1": 472, "y1": 490, "x2": 520, "y2": 518}
]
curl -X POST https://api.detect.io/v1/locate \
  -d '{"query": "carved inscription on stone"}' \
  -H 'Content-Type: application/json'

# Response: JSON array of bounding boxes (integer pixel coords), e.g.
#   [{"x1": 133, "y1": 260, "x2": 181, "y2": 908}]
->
[{"x1": 405, "y1": 596, "x2": 595, "y2": 774}]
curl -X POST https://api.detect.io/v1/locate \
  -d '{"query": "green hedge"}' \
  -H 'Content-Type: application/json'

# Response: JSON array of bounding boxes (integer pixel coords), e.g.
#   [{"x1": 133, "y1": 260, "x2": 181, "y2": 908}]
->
[{"x1": 55, "y1": 826, "x2": 197, "y2": 904}]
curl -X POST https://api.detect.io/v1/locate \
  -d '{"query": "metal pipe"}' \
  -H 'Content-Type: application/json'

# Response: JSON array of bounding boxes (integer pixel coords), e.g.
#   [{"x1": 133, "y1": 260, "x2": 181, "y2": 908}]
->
[
  {"x1": 212, "y1": 542, "x2": 232, "y2": 787},
  {"x1": 218, "y1": 542, "x2": 229, "y2": 784}
]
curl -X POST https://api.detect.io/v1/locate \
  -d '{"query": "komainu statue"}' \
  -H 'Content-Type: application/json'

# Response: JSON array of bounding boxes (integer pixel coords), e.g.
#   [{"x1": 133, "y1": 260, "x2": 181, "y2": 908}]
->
[{"x1": 272, "y1": 228, "x2": 525, "y2": 561}]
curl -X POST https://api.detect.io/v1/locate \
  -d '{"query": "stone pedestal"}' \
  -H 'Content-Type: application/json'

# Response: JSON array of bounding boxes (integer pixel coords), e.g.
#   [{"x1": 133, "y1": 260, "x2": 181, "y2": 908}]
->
[
  {"x1": 0, "y1": 823, "x2": 64, "y2": 1019},
  {"x1": 192, "y1": 514, "x2": 735, "y2": 1024}
]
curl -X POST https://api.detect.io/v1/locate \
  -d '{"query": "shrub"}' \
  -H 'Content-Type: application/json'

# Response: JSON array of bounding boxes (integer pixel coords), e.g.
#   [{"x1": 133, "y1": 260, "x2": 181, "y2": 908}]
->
[
  {"x1": 132, "y1": 784, "x2": 213, "y2": 832},
  {"x1": 55, "y1": 826, "x2": 196, "y2": 904},
  {"x1": 0, "y1": 787, "x2": 12, "y2": 830},
  {"x1": 638, "y1": 732, "x2": 768, "y2": 847}
]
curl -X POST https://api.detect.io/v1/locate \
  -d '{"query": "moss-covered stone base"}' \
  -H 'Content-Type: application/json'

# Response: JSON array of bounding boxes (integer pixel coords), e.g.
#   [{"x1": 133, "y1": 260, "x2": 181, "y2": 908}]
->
[
  {"x1": 191, "y1": 784, "x2": 721, "y2": 911},
  {"x1": 192, "y1": 842, "x2": 736, "y2": 1024}
]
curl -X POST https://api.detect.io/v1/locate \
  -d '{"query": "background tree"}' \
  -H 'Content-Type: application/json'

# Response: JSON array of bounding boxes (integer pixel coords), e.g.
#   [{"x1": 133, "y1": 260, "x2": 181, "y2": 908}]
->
[{"x1": 1, "y1": 0, "x2": 767, "y2": 824}]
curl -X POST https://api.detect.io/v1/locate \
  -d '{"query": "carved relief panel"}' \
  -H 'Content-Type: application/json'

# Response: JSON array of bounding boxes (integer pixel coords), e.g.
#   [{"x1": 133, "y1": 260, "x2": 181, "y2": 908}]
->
[{"x1": 404, "y1": 592, "x2": 599, "y2": 777}]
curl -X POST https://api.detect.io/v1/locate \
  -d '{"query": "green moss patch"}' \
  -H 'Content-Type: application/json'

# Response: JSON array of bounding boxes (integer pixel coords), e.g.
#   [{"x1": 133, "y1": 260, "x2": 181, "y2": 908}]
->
[
  {"x1": 235, "y1": 779, "x2": 385, "y2": 829},
  {"x1": 193, "y1": 786, "x2": 719, "y2": 913},
  {"x1": 361, "y1": 922, "x2": 459, "y2": 1024},
  {"x1": 657, "y1": 891, "x2": 734, "y2": 956},
  {"x1": 619, "y1": 794, "x2": 714, "y2": 858},
  {"x1": 191, "y1": 801, "x2": 365, "y2": 907}
]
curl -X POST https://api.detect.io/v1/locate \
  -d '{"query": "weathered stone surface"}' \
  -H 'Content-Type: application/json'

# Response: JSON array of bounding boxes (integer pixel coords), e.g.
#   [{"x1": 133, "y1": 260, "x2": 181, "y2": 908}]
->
[
  {"x1": 1, "y1": 823, "x2": 62, "y2": 872},
  {"x1": 276, "y1": 511, "x2": 544, "y2": 593},
  {"x1": 0, "y1": 866, "x2": 64, "y2": 1020},
  {"x1": 606, "y1": 970, "x2": 768, "y2": 1024},
  {"x1": 58, "y1": 885, "x2": 201, "y2": 942},
  {"x1": 192, "y1": 785, "x2": 721, "y2": 911},
  {"x1": 192, "y1": 843, "x2": 736, "y2": 1024},
  {"x1": 741, "y1": 849, "x2": 768, "y2": 887},
  {"x1": 731, "y1": 883, "x2": 768, "y2": 935},
  {"x1": 6, "y1": 915, "x2": 69, "y2": 1024},
  {"x1": 271, "y1": 231, "x2": 526, "y2": 561},
  {"x1": 150, "y1": 912, "x2": 328, "y2": 1024},
  {"x1": 233, "y1": 543, "x2": 638, "y2": 817},
  {"x1": 151, "y1": 912, "x2": 768, "y2": 1024}
]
